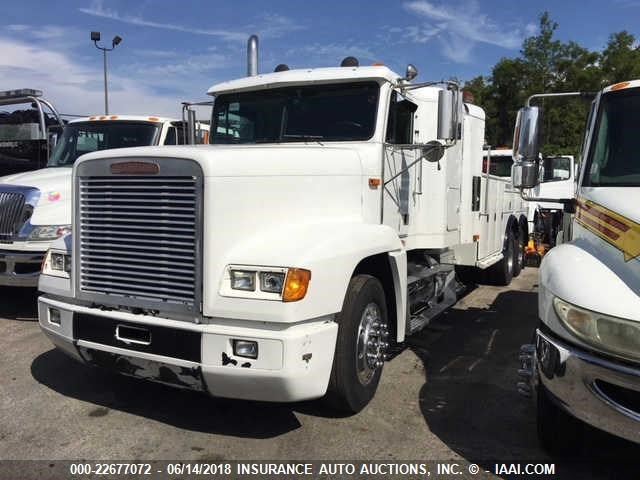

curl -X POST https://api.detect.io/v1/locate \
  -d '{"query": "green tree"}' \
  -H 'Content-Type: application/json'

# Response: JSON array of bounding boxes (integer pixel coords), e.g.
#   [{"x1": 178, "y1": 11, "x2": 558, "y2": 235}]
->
[{"x1": 600, "y1": 31, "x2": 640, "y2": 84}]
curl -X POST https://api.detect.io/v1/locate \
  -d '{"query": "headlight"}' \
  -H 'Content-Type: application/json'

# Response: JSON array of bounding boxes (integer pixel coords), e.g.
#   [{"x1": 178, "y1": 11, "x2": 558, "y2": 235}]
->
[
  {"x1": 554, "y1": 297, "x2": 640, "y2": 361},
  {"x1": 230, "y1": 270, "x2": 256, "y2": 291},
  {"x1": 28, "y1": 225, "x2": 71, "y2": 241},
  {"x1": 42, "y1": 249, "x2": 71, "y2": 278},
  {"x1": 223, "y1": 266, "x2": 311, "y2": 302}
]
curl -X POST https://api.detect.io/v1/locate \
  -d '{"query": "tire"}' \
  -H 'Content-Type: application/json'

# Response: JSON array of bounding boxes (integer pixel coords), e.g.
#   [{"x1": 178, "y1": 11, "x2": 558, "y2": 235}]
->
[
  {"x1": 537, "y1": 385, "x2": 584, "y2": 456},
  {"x1": 325, "y1": 275, "x2": 389, "y2": 413},
  {"x1": 489, "y1": 230, "x2": 515, "y2": 286},
  {"x1": 513, "y1": 228, "x2": 525, "y2": 278}
]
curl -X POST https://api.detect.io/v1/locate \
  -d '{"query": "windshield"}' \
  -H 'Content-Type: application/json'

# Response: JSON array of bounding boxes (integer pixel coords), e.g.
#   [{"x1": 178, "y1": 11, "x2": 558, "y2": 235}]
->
[
  {"x1": 211, "y1": 82, "x2": 379, "y2": 144},
  {"x1": 48, "y1": 121, "x2": 161, "y2": 167},
  {"x1": 585, "y1": 87, "x2": 640, "y2": 187},
  {"x1": 542, "y1": 157, "x2": 571, "y2": 182}
]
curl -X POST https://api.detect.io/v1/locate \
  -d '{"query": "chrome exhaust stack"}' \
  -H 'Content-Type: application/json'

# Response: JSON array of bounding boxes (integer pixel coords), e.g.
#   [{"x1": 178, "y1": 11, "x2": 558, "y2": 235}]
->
[{"x1": 247, "y1": 35, "x2": 259, "y2": 76}]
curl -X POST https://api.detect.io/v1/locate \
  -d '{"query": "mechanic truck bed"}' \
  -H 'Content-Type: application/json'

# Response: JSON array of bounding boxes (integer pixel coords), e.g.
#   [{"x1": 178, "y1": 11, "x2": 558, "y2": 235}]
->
[{"x1": 38, "y1": 37, "x2": 528, "y2": 412}]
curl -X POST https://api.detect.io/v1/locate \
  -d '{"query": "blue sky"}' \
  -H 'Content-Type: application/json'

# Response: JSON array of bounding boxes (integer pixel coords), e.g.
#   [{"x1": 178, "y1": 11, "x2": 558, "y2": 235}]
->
[{"x1": 1, "y1": 0, "x2": 638, "y2": 118}]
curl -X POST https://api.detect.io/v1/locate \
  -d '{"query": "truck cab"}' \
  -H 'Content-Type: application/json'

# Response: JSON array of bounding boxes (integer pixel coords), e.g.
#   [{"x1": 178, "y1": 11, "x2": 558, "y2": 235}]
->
[
  {"x1": 37, "y1": 40, "x2": 528, "y2": 413},
  {"x1": 0, "y1": 115, "x2": 208, "y2": 287},
  {"x1": 514, "y1": 80, "x2": 640, "y2": 452}
]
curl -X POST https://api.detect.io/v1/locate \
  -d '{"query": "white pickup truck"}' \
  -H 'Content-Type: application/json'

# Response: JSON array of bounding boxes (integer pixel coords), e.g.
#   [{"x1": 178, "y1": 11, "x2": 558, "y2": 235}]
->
[
  {"x1": 514, "y1": 80, "x2": 640, "y2": 453},
  {"x1": 37, "y1": 37, "x2": 528, "y2": 413},
  {"x1": 0, "y1": 115, "x2": 208, "y2": 287}
]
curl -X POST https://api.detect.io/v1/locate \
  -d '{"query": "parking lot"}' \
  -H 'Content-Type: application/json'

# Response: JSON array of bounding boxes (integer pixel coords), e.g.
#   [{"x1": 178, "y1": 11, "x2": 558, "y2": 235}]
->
[{"x1": 1, "y1": 268, "x2": 639, "y2": 478}]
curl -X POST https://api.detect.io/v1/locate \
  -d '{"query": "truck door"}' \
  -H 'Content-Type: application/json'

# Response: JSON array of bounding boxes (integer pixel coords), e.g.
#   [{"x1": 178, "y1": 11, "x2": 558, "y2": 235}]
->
[{"x1": 382, "y1": 91, "x2": 418, "y2": 236}]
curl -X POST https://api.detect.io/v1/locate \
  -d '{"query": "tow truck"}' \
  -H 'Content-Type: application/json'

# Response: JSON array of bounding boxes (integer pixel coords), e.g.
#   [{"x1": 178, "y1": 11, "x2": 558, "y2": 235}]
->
[
  {"x1": 37, "y1": 36, "x2": 528, "y2": 412},
  {"x1": 0, "y1": 88, "x2": 64, "y2": 176}
]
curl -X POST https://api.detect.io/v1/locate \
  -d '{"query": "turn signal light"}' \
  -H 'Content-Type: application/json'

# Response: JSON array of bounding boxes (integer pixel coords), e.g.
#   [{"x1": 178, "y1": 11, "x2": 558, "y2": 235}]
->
[{"x1": 283, "y1": 268, "x2": 311, "y2": 302}]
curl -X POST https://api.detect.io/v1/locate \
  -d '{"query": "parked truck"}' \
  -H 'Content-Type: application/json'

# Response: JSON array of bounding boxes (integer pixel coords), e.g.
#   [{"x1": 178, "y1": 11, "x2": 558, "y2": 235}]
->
[
  {"x1": 514, "y1": 81, "x2": 640, "y2": 452},
  {"x1": 0, "y1": 88, "x2": 64, "y2": 176},
  {"x1": 37, "y1": 37, "x2": 528, "y2": 412},
  {"x1": 0, "y1": 115, "x2": 208, "y2": 287}
]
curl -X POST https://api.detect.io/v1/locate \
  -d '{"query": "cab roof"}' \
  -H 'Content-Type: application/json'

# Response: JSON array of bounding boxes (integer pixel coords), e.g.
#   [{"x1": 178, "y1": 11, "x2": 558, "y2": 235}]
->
[
  {"x1": 207, "y1": 66, "x2": 402, "y2": 96},
  {"x1": 69, "y1": 114, "x2": 178, "y2": 124}
]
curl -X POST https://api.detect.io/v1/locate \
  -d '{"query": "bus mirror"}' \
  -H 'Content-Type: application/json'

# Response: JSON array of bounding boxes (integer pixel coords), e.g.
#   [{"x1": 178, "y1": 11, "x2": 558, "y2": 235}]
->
[{"x1": 512, "y1": 106, "x2": 542, "y2": 188}]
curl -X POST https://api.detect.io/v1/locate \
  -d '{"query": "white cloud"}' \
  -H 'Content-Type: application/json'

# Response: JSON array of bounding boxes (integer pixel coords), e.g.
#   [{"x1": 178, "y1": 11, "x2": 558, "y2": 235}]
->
[
  {"x1": 0, "y1": 37, "x2": 184, "y2": 117},
  {"x1": 403, "y1": 0, "x2": 532, "y2": 62},
  {"x1": 405, "y1": 24, "x2": 441, "y2": 44},
  {"x1": 78, "y1": 1, "x2": 303, "y2": 41}
]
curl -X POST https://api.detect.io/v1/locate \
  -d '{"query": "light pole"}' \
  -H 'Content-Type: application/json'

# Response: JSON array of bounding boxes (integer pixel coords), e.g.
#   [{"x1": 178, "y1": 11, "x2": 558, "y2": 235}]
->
[{"x1": 91, "y1": 31, "x2": 122, "y2": 115}]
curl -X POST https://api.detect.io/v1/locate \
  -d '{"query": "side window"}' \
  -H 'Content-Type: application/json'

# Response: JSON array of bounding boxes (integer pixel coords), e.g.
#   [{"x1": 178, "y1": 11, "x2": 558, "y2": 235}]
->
[
  {"x1": 164, "y1": 126, "x2": 177, "y2": 145},
  {"x1": 175, "y1": 124, "x2": 186, "y2": 145},
  {"x1": 386, "y1": 92, "x2": 417, "y2": 144}
]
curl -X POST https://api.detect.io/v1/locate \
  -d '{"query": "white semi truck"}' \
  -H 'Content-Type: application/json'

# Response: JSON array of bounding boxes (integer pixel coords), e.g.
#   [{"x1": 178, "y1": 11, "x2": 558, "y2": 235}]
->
[
  {"x1": 514, "y1": 80, "x2": 640, "y2": 452},
  {"x1": 0, "y1": 115, "x2": 208, "y2": 287},
  {"x1": 37, "y1": 38, "x2": 528, "y2": 412}
]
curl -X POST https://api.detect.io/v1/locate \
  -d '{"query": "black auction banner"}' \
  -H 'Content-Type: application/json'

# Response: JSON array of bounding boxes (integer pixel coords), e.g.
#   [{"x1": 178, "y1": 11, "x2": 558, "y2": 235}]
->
[{"x1": 0, "y1": 460, "x2": 566, "y2": 480}]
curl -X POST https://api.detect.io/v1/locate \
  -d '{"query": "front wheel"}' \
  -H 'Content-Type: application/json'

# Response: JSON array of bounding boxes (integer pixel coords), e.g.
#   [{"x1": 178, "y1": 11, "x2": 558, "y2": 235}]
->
[{"x1": 325, "y1": 275, "x2": 389, "y2": 413}]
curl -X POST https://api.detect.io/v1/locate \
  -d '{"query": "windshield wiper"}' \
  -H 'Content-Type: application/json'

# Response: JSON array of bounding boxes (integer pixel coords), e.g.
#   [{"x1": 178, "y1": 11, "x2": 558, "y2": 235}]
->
[{"x1": 281, "y1": 134, "x2": 325, "y2": 145}]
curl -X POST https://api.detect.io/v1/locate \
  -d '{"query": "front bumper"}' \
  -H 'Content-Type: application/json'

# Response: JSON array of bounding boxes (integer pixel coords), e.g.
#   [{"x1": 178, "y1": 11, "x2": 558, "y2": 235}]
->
[
  {"x1": 522, "y1": 328, "x2": 640, "y2": 444},
  {"x1": 0, "y1": 249, "x2": 44, "y2": 287},
  {"x1": 38, "y1": 295, "x2": 339, "y2": 403}
]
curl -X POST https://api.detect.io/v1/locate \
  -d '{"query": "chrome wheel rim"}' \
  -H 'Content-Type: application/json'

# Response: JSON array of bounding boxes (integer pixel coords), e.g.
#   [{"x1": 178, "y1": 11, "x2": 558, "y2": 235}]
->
[{"x1": 355, "y1": 302, "x2": 388, "y2": 385}]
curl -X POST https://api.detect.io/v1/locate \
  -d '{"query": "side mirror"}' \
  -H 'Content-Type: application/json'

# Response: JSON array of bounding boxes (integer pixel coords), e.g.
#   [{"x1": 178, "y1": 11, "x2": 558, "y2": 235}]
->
[
  {"x1": 186, "y1": 109, "x2": 197, "y2": 145},
  {"x1": 437, "y1": 89, "x2": 460, "y2": 142},
  {"x1": 46, "y1": 125, "x2": 64, "y2": 158},
  {"x1": 511, "y1": 106, "x2": 542, "y2": 189}
]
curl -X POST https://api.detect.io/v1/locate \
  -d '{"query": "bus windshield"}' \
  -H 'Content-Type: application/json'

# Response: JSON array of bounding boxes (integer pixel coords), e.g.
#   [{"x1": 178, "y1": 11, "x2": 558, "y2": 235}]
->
[
  {"x1": 585, "y1": 87, "x2": 640, "y2": 187},
  {"x1": 48, "y1": 121, "x2": 161, "y2": 167},
  {"x1": 211, "y1": 82, "x2": 379, "y2": 144}
]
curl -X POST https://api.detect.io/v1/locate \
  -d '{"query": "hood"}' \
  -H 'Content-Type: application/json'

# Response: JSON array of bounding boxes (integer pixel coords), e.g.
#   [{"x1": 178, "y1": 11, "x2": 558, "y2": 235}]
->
[
  {"x1": 75, "y1": 144, "x2": 370, "y2": 177},
  {"x1": 0, "y1": 167, "x2": 72, "y2": 225}
]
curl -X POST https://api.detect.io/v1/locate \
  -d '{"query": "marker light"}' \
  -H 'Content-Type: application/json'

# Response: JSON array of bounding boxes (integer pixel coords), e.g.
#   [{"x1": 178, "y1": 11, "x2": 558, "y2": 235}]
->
[{"x1": 283, "y1": 269, "x2": 311, "y2": 302}]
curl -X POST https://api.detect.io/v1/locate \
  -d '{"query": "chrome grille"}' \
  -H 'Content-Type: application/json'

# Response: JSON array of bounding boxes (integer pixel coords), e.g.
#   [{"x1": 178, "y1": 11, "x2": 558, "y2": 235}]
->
[
  {"x1": 0, "y1": 191, "x2": 26, "y2": 241},
  {"x1": 78, "y1": 176, "x2": 199, "y2": 307}
]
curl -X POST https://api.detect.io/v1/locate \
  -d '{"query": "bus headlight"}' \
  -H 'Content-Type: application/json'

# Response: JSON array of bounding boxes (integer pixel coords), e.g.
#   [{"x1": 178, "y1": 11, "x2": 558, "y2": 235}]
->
[
  {"x1": 29, "y1": 225, "x2": 71, "y2": 241},
  {"x1": 554, "y1": 297, "x2": 640, "y2": 361}
]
